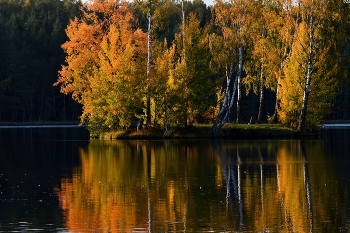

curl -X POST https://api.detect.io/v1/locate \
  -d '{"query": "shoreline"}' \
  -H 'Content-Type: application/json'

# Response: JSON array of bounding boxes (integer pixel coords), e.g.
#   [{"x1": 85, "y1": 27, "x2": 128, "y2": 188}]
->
[{"x1": 98, "y1": 124, "x2": 319, "y2": 140}]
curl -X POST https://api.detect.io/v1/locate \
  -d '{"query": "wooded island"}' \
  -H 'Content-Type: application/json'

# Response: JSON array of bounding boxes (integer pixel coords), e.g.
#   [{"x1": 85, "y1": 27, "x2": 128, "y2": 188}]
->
[{"x1": 1, "y1": 0, "x2": 350, "y2": 137}]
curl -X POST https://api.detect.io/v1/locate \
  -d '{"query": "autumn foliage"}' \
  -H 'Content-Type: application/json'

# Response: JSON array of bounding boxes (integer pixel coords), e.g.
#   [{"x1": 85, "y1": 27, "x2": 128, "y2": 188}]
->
[
  {"x1": 55, "y1": 0, "x2": 147, "y2": 135},
  {"x1": 54, "y1": 0, "x2": 350, "y2": 135}
]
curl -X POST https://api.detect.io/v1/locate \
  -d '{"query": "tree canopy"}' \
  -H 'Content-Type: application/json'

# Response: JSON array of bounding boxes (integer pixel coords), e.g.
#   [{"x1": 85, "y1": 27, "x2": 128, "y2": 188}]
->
[{"x1": 1, "y1": 0, "x2": 350, "y2": 134}]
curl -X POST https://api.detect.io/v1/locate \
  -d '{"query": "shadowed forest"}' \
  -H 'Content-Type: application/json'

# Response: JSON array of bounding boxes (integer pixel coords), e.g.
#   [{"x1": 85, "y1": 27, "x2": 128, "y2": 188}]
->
[{"x1": 1, "y1": 0, "x2": 350, "y2": 135}]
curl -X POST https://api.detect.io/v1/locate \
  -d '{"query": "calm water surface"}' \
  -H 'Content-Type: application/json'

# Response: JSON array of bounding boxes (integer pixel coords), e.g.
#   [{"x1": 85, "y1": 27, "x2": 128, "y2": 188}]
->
[{"x1": 0, "y1": 127, "x2": 349, "y2": 232}]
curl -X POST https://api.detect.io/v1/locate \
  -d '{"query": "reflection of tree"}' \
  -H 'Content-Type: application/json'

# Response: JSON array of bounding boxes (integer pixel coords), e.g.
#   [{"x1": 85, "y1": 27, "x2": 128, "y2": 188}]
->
[
  {"x1": 214, "y1": 140, "x2": 345, "y2": 232},
  {"x1": 56, "y1": 140, "x2": 233, "y2": 232},
  {"x1": 277, "y1": 142, "x2": 312, "y2": 232},
  {"x1": 300, "y1": 140, "x2": 314, "y2": 232},
  {"x1": 55, "y1": 139, "x2": 346, "y2": 232},
  {"x1": 56, "y1": 141, "x2": 150, "y2": 232}
]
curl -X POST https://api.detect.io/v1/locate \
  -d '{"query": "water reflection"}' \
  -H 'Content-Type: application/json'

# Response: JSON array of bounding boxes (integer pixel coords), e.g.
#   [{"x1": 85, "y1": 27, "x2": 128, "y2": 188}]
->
[{"x1": 55, "y1": 139, "x2": 350, "y2": 232}]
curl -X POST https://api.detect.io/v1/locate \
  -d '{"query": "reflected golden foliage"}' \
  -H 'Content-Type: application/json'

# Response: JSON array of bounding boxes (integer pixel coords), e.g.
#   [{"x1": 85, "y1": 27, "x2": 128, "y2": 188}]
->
[
  {"x1": 55, "y1": 140, "x2": 225, "y2": 232},
  {"x1": 55, "y1": 140, "x2": 345, "y2": 232}
]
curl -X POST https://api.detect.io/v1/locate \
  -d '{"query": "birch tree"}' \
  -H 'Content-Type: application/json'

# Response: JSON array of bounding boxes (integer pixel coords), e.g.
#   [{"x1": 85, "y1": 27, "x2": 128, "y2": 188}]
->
[
  {"x1": 212, "y1": 0, "x2": 247, "y2": 137},
  {"x1": 242, "y1": 0, "x2": 270, "y2": 124},
  {"x1": 295, "y1": 0, "x2": 316, "y2": 132},
  {"x1": 279, "y1": 0, "x2": 349, "y2": 130},
  {"x1": 135, "y1": 0, "x2": 167, "y2": 126},
  {"x1": 270, "y1": 0, "x2": 296, "y2": 123}
]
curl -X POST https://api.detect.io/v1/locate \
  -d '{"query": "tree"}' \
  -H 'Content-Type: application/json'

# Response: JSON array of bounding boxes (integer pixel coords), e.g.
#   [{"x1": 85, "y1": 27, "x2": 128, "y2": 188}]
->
[
  {"x1": 278, "y1": 0, "x2": 349, "y2": 131},
  {"x1": 212, "y1": 0, "x2": 247, "y2": 136},
  {"x1": 149, "y1": 39, "x2": 176, "y2": 130},
  {"x1": 173, "y1": 13, "x2": 216, "y2": 127},
  {"x1": 55, "y1": 0, "x2": 147, "y2": 136},
  {"x1": 270, "y1": 0, "x2": 296, "y2": 124},
  {"x1": 242, "y1": 0, "x2": 269, "y2": 124},
  {"x1": 134, "y1": 0, "x2": 167, "y2": 126}
]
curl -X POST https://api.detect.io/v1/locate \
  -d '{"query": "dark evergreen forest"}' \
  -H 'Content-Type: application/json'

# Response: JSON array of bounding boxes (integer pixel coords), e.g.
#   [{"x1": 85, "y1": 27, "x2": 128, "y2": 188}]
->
[
  {"x1": 0, "y1": 0, "x2": 349, "y2": 123},
  {"x1": 0, "y1": 0, "x2": 83, "y2": 122}
]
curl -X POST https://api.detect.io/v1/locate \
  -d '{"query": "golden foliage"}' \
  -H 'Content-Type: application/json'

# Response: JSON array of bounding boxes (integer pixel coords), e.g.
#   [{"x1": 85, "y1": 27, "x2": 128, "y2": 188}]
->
[
  {"x1": 55, "y1": 0, "x2": 147, "y2": 135},
  {"x1": 55, "y1": 140, "x2": 345, "y2": 232}
]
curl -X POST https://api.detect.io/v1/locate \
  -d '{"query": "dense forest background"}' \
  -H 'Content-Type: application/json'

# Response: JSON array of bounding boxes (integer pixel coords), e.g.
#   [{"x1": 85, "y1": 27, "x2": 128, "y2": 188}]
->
[
  {"x1": 0, "y1": 0, "x2": 349, "y2": 123},
  {"x1": 0, "y1": 0, "x2": 83, "y2": 121}
]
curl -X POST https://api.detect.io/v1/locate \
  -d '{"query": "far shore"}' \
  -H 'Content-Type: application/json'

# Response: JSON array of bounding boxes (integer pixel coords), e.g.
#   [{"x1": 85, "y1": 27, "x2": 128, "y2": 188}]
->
[
  {"x1": 0, "y1": 121, "x2": 81, "y2": 126},
  {"x1": 0, "y1": 122, "x2": 85, "y2": 128}
]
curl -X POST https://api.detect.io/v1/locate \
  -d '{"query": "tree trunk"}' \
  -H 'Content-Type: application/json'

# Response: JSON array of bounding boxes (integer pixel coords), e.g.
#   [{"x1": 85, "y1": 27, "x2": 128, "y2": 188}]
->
[
  {"x1": 297, "y1": 9, "x2": 314, "y2": 133},
  {"x1": 271, "y1": 79, "x2": 280, "y2": 123},
  {"x1": 146, "y1": 13, "x2": 152, "y2": 126},
  {"x1": 272, "y1": 45, "x2": 288, "y2": 123},
  {"x1": 257, "y1": 25, "x2": 267, "y2": 124},
  {"x1": 184, "y1": 103, "x2": 188, "y2": 128},
  {"x1": 181, "y1": 0, "x2": 186, "y2": 62},
  {"x1": 165, "y1": 97, "x2": 168, "y2": 131},
  {"x1": 212, "y1": 65, "x2": 233, "y2": 133},
  {"x1": 257, "y1": 64, "x2": 264, "y2": 124},
  {"x1": 212, "y1": 43, "x2": 242, "y2": 136},
  {"x1": 236, "y1": 74, "x2": 241, "y2": 123},
  {"x1": 344, "y1": 87, "x2": 349, "y2": 120}
]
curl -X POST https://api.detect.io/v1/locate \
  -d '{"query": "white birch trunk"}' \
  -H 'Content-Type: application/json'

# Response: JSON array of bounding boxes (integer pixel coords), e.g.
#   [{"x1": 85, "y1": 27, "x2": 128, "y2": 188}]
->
[
  {"x1": 212, "y1": 43, "x2": 243, "y2": 137},
  {"x1": 272, "y1": 45, "x2": 288, "y2": 123},
  {"x1": 212, "y1": 65, "x2": 233, "y2": 134},
  {"x1": 257, "y1": 64, "x2": 264, "y2": 124},
  {"x1": 146, "y1": 13, "x2": 152, "y2": 126},
  {"x1": 181, "y1": 0, "x2": 186, "y2": 62},
  {"x1": 297, "y1": 8, "x2": 314, "y2": 133},
  {"x1": 236, "y1": 74, "x2": 241, "y2": 123}
]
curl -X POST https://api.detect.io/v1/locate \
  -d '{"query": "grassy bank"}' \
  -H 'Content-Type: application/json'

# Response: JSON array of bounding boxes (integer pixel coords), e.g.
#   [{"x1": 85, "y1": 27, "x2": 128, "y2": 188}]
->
[{"x1": 98, "y1": 123, "x2": 317, "y2": 140}]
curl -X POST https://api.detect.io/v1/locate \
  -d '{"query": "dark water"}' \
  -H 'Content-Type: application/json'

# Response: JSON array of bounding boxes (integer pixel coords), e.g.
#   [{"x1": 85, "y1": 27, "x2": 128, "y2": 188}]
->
[{"x1": 0, "y1": 127, "x2": 349, "y2": 232}]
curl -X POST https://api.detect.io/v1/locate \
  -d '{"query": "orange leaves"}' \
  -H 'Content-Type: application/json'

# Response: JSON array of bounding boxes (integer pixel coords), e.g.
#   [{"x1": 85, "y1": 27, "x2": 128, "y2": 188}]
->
[{"x1": 55, "y1": 0, "x2": 147, "y2": 135}]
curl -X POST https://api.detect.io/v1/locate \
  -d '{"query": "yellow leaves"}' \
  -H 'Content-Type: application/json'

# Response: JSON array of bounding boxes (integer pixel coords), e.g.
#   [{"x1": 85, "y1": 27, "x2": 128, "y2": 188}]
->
[
  {"x1": 277, "y1": 8, "x2": 344, "y2": 129},
  {"x1": 55, "y1": 0, "x2": 147, "y2": 133}
]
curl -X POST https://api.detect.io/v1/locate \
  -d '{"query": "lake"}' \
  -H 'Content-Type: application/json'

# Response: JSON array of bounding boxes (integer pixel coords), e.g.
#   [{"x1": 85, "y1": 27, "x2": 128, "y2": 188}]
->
[{"x1": 0, "y1": 127, "x2": 349, "y2": 232}]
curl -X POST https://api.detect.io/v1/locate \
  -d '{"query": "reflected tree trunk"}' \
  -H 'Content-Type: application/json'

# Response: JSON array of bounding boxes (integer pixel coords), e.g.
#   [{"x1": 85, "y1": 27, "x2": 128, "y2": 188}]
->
[
  {"x1": 231, "y1": 166, "x2": 238, "y2": 199},
  {"x1": 300, "y1": 140, "x2": 314, "y2": 232},
  {"x1": 258, "y1": 147, "x2": 264, "y2": 224},
  {"x1": 237, "y1": 146, "x2": 243, "y2": 230},
  {"x1": 147, "y1": 144, "x2": 153, "y2": 233},
  {"x1": 226, "y1": 165, "x2": 231, "y2": 210}
]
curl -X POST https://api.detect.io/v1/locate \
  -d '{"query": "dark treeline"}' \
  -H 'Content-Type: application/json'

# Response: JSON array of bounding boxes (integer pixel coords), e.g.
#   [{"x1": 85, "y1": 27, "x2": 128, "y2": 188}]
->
[
  {"x1": 0, "y1": 0, "x2": 349, "y2": 125},
  {"x1": 0, "y1": 0, "x2": 82, "y2": 122}
]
